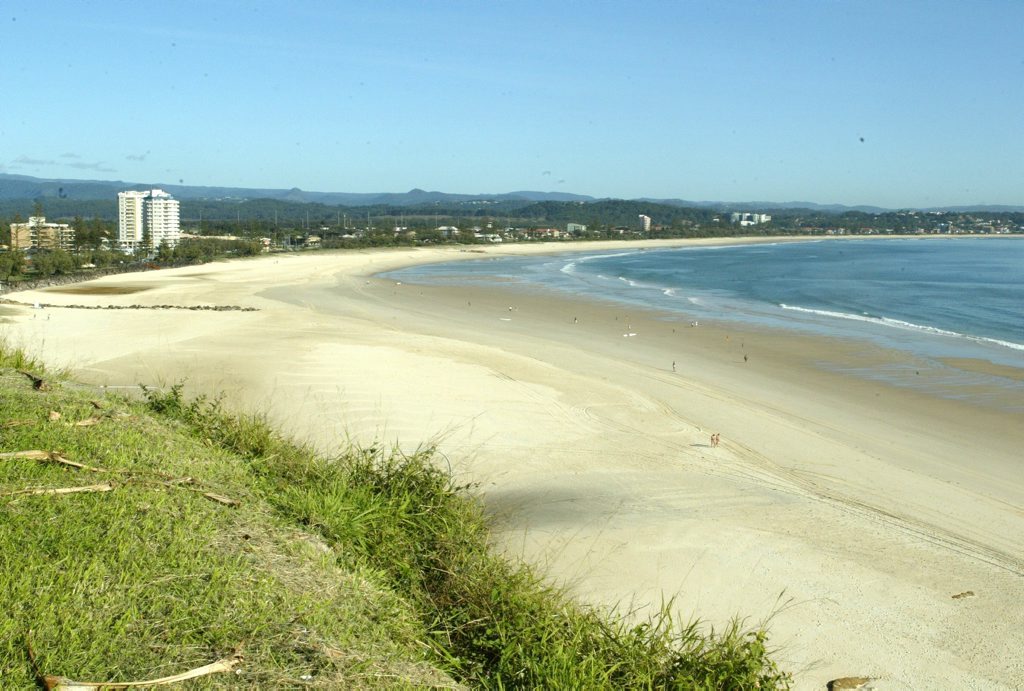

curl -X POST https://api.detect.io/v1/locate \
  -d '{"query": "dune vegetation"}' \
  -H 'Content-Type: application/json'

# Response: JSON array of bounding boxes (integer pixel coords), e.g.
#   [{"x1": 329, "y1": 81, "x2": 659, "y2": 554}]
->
[{"x1": 0, "y1": 344, "x2": 789, "y2": 689}]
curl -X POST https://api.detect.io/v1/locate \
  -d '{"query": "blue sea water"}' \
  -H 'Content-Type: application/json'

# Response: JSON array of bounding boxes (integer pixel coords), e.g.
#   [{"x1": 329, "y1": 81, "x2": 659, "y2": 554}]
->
[{"x1": 385, "y1": 238, "x2": 1024, "y2": 407}]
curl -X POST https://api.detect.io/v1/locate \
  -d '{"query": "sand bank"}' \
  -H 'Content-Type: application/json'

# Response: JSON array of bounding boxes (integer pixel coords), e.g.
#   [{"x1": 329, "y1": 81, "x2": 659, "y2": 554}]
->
[{"x1": 4, "y1": 239, "x2": 1023, "y2": 689}]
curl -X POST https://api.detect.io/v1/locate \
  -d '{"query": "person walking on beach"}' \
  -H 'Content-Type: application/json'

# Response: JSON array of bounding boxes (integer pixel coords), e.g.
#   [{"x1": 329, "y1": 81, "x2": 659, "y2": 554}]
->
[{"x1": 672, "y1": 360, "x2": 676, "y2": 372}]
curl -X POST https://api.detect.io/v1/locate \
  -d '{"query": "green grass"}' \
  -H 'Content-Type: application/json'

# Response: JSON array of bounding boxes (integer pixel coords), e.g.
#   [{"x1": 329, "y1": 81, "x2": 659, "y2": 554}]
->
[
  {"x1": 0, "y1": 367, "x2": 449, "y2": 688},
  {"x1": 1, "y1": 346, "x2": 790, "y2": 689}
]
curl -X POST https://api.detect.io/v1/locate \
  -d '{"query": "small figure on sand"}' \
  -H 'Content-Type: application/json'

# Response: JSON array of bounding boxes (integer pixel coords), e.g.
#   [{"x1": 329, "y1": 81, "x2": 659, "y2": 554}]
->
[
  {"x1": 710, "y1": 433, "x2": 720, "y2": 448},
  {"x1": 672, "y1": 360, "x2": 676, "y2": 372}
]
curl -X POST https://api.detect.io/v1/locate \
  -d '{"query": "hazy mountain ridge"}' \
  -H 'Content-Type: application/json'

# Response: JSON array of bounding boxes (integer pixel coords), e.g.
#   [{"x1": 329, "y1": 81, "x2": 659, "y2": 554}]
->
[
  {"x1": 1, "y1": 173, "x2": 1020, "y2": 213},
  {"x1": 636, "y1": 198, "x2": 891, "y2": 214},
  {"x1": 0, "y1": 174, "x2": 594, "y2": 207}
]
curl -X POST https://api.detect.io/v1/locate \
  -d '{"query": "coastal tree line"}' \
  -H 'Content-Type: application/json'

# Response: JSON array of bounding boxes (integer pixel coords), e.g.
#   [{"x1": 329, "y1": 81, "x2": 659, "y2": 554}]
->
[
  {"x1": 3, "y1": 196, "x2": 1022, "y2": 283},
  {"x1": 0, "y1": 235, "x2": 263, "y2": 282},
  {"x1": 4, "y1": 197, "x2": 1022, "y2": 239}
]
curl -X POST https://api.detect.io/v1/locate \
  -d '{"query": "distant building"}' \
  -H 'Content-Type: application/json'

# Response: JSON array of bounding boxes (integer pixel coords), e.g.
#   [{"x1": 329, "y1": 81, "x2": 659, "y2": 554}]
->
[
  {"x1": 117, "y1": 189, "x2": 181, "y2": 252},
  {"x1": 524, "y1": 227, "x2": 562, "y2": 239},
  {"x1": 8, "y1": 216, "x2": 75, "y2": 251},
  {"x1": 567, "y1": 222, "x2": 587, "y2": 234},
  {"x1": 473, "y1": 232, "x2": 503, "y2": 243},
  {"x1": 638, "y1": 214, "x2": 652, "y2": 232},
  {"x1": 179, "y1": 232, "x2": 240, "y2": 241},
  {"x1": 729, "y1": 212, "x2": 772, "y2": 226}
]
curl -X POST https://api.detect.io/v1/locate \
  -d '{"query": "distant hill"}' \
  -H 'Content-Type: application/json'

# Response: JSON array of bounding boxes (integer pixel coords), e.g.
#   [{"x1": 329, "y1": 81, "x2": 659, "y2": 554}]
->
[
  {"x1": 0, "y1": 174, "x2": 594, "y2": 207},
  {"x1": 636, "y1": 198, "x2": 892, "y2": 214},
  {"x1": 1, "y1": 173, "x2": 1021, "y2": 213}
]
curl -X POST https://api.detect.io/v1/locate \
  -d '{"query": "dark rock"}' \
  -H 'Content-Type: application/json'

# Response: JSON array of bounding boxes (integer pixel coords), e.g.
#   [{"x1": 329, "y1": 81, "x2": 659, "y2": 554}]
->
[{"x1": 827, "y1": 678, "x2": 873, "y2": 690}]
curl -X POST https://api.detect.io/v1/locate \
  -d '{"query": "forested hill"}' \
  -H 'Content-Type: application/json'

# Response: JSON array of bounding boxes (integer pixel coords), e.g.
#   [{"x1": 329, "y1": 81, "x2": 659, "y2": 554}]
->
[
  {"x1": 4, "y1": 173, "x2": 1023, "y2": 215},
  {"x1": 512, "y1": 199, "x2": 716, "y2": 227},
  {"x1": 0, "y1": 173, "x2": 592, "y2": 207},
  {"x1": 2, "y1": 174, "x2": 1022, "y2": 236},
  {"x1": 0, "y1": 195, "x2": 724, "y2": 230}
]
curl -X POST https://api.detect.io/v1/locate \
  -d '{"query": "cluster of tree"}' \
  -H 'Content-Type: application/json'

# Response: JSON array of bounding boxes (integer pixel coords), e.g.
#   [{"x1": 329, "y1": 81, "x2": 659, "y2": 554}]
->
[
  {"x1": 508, "y1": 199, "x2": 716, "y2": 228},
  {"x1": 0, "y1": 237, "x2": 262, "y2": 283},
  {"x1": 0, "y1": 248, "x2": 129, "y2": 281},
  {"x1": 26, "y1": 249, "x2": 78, "y2": 276},
  {"x1": 69, "y1": 216, "x2": 115, "y2": 248},
  {"x1": 318, "y1": 227, "x2": 483, "y2": 250},
  {"x1": 775, "y1": 209, "x2": 1024, "y2": 233},
  {"x1": 0, "y1": 250, "x2": 25, "y2": 280},
  {"x1": 154, "y1": 237, "x2": 264, "y2": 264}
]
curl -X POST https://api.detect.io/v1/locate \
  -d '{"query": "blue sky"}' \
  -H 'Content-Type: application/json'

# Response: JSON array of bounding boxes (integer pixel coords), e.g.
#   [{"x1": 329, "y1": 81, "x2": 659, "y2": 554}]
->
[{"x1": 2, "y1": 1, "x2": 1022, "y2": 207}]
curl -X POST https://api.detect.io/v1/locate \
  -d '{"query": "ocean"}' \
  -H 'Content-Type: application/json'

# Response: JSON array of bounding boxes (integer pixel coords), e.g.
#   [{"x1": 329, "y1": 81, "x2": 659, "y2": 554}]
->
[{"x1": 385, "y1": 237, "x2": 1024, "y2": 409}]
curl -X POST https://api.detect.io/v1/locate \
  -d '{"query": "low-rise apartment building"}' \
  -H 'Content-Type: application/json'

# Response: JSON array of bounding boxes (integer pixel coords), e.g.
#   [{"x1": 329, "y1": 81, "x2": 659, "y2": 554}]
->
[{"x1": 8, "y1": 216, "x2": 76, "y2": 251}]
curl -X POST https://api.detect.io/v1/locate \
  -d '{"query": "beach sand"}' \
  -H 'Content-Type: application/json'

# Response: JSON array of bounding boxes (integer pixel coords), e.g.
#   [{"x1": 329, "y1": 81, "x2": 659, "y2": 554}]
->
[{"x1": 4, "y1": 239, "x2": 1023, "y2": 689}]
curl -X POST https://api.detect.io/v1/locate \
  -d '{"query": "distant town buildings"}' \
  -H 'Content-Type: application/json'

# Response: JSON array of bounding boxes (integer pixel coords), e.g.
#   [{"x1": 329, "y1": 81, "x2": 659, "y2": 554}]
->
[
  {"x1": 730, "y1": 212, "x2": 772, "y2": 226},
  {"x1": 8, "y1": 216, "x2": 76, "y2": 251},
  {"x1": 473, "y1": 230, "x2": 503, "y2": 243},
  {"x1": 566, "y1": 222, "x2": 587, "y2": 234},
  {"x1": 117, "y1": 189, "x2": 181, "y2": 252},
  {"x1": 524, "y1": 227, "x2": 562, "y2": 239},
  {"x1": 638, "y1": 214, "x2": 652, "y2": 232}
]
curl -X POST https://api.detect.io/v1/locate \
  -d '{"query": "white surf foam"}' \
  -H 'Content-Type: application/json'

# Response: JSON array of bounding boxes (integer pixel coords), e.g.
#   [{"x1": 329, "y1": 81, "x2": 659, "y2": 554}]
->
[{"x1": 779, "y1": 304, "x2": 1024, "y2": 351}]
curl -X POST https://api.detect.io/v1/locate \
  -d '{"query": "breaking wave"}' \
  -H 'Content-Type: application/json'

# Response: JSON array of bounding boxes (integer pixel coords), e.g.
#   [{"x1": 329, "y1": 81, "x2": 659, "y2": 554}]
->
[{"x1": 779, "y1": 304, "x2": 1024, "y2": 352}]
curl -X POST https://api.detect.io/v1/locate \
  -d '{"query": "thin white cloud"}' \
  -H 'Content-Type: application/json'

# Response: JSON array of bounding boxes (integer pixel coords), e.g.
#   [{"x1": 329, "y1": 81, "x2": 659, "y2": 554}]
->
[
  {"x1": 126, "y1": 150, "x2": 150, "y2": 162},
  {"x1": 9, "y1": 154, "x2": 116, "y2": 174},
  {"x1": 12, "y1": 155, "x2": 57, "y2": 167},
  {"x1": 68, "y1": 161, "x2": 117, "y2": 172}
]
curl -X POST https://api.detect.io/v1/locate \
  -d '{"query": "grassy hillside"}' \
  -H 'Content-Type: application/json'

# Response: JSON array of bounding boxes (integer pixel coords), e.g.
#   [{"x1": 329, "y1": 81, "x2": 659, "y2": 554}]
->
[{"x1": 0, "y1": 346, "x2": 790, "y2": 689}]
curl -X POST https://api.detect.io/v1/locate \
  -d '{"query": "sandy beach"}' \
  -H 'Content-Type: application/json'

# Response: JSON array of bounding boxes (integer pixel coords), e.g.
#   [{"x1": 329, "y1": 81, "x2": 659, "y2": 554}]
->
[{"x1": 3, "y1": 239, "x2": 1023, "y2": 689}]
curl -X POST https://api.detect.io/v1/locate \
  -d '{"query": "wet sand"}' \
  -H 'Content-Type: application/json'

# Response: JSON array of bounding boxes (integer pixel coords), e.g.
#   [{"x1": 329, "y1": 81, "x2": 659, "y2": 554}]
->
[
  {"x1": 4, "y1": 241, "x2": 1023, "y2": 689},
  {"x1": 42, "y1": 284, "x2": 155, "y2": 295},
  {"x1": 938, "y1": 357, "x2": 1024, "y2": 383}
]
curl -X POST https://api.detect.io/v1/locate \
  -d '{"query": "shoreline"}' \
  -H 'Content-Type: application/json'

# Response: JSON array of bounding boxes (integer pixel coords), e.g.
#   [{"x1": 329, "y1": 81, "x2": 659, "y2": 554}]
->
[
  {"x1": 3, "y1": 238, "x2": 1023, "y2": 689},
  {"x1": 375, "y1": 238, "x2": 1024, "y2": 414}
]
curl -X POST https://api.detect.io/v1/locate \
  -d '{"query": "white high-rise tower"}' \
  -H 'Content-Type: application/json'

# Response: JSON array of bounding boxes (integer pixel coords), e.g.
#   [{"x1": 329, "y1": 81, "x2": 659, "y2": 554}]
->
[{"x1": 117, "y1": 189, "x2": 180, "y2": 252}]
